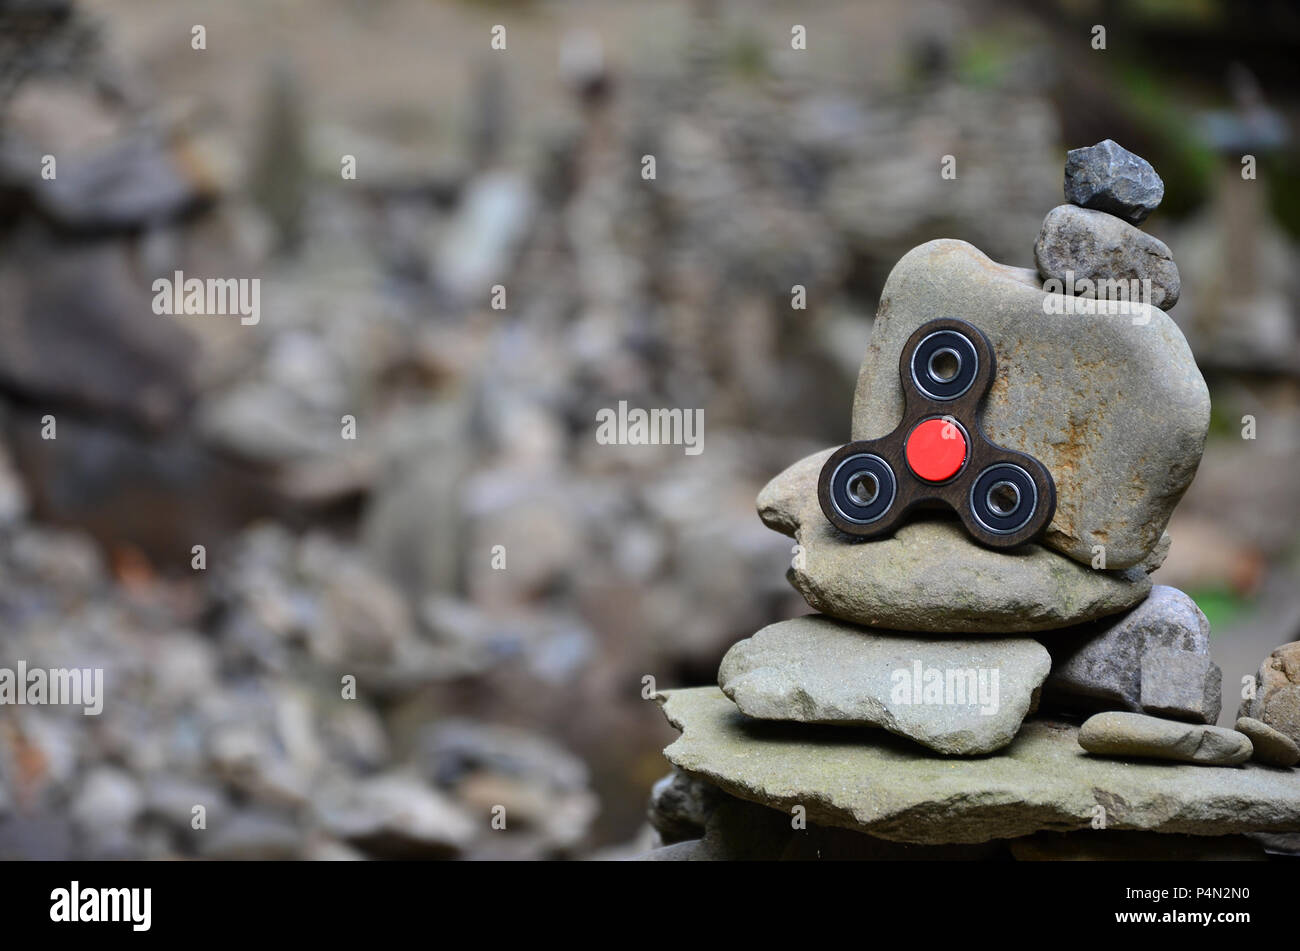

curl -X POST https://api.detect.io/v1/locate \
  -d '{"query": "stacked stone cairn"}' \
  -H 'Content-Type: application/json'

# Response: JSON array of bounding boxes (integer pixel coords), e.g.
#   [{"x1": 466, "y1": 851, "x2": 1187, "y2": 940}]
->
[{"x1": 644, "y1": 141, "x2": 1300, "y2": 860}]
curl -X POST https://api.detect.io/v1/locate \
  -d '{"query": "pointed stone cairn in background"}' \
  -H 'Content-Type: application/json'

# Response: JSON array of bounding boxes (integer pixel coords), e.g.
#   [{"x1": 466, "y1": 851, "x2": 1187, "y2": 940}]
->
[{"x1": 645, "y1": 143, "x2": 1300, "y2": 860}]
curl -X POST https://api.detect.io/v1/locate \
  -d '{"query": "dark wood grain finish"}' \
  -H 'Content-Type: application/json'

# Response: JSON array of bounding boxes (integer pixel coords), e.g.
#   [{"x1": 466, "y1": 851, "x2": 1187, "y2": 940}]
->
[{"x1": 817, "y1": 317, "x2": 1056, "y2": 549}]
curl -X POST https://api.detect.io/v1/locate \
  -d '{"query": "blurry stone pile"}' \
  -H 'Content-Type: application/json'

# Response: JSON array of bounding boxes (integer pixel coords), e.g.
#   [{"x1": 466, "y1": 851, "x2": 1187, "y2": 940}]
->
[
  {"x1": 644, "y1": 143, "x2": 1300, "y2": 860},
  {"x1": 0, "y1": 495, "x2": 600, "y2": 859},
  {"x1": 0, "y1": 1, "x2": 1092, "y2": 858},
  {"x1": 1171, "y1": 71, "x2": 1300, "y2": 378}
]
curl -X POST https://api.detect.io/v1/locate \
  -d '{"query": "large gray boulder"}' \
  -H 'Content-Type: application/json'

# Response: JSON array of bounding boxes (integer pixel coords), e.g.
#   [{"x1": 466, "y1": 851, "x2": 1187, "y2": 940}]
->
[
  {"x1": 758, "y1": 447, "x2": 1152, "y2": 633},
  {"x1": 1034, "y1": 204, "x2": 1181, "y2": 309},
  {"x1": 850, "y1": 239, "x2": 1208, "y2": 570},
  {"x1": 657, "y1": 687, "x2": 1300, "y2": 844},
  {"x1": 717, "y1": 614, "x2": 1050, "y2": 754},
  {"x1": 1038, "y1": 585, "x2": 1221, "y2": 723}
]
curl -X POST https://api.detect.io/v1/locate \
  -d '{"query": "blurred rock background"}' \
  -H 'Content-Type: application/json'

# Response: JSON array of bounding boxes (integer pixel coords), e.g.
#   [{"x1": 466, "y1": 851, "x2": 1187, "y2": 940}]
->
[{"x1": 0, "y1": 0, "x2": 1296, "y2": 858}]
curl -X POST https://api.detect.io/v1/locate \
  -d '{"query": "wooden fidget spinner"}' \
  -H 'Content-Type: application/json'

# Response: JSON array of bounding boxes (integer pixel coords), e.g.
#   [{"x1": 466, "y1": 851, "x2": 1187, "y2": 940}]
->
[{"x1": 818, "y1": 317, "x2": 1056, "y2": 549}]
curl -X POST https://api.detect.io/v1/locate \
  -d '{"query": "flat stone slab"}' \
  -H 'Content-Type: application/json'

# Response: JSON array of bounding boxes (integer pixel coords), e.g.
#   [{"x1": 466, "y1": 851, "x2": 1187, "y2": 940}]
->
[
  {"x1": 759, "y1": 448, "x2": 1151, "y2": 633},
  {"x1": 657, "y1": 686, "x2": 1300, "y2": 845},
  {"x1": 718, "y1": 615, "x2": 1050, "y2": 754},
  {"x1": 1140, "y1": 647, "x2": 1220, "y2": 724}
]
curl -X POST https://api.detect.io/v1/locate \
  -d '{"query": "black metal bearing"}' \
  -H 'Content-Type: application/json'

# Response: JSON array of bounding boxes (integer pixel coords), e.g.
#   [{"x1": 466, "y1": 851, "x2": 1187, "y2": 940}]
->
[
  {"x1": 969, "y1": 463, "x2": 1038, "y2": 535},
  {"x1": 910, "y1": 329, "x2": 979, "y2": 401},
  {"x1": 828, "y1": 453, "x2": 897, "y2": 525}
]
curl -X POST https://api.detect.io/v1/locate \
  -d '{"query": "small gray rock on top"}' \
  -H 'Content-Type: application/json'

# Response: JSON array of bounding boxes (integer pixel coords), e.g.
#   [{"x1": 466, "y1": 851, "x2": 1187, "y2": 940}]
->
[
  {"x1": 1079, "y1": 712, "x2": 1252, "y2": 766},
  {"x1": 718, "y1": 614, "x2": 1051, "y2": 755},
  {"x1": 1035, "y1": 204, "x2": 1181, "y2": 310},
  {"x1": 1039, "y1": 585, "x2": 1221, "y2": 724},
  {"x1": 852, "y1": 239, "x2": 1208, "y2": 570},
  {"x1": 1064, "y1": 139, "x2": 1164, "y2": 225}
]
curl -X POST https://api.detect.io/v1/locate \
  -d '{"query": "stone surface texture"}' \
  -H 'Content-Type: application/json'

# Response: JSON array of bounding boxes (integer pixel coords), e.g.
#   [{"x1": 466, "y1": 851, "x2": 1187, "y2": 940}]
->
[
  {"x1": 718, "y1": 614, "x2": 1050, "y2": 754},
  {"x1": 1139, "y1": 646, "x2": 1221, "y2": 723},
  {"x1": 1034, "y1": 204, "x2": 1181, "y2": 309}
]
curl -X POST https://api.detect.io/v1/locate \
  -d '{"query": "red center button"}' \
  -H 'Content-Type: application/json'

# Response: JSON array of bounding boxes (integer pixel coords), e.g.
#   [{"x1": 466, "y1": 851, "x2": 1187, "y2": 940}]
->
[{"x1": 905, "y1": 418, "x2": 967, "y2": 482}]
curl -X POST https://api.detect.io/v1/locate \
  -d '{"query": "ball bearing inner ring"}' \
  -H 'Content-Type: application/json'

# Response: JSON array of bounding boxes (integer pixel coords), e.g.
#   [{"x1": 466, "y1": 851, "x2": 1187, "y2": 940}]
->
[
  {"x1": 986, "y1": 479, "x2": 1020, "y2": 516},
  {"x1": 927, "y1": 347, "x2": 962, "y2": 384},
  {"x1": 847, "y1": 471, "x2": 880, "y2": 507},
  {"x1": 969, "y1": 463, "x2": 1038, "y2": 534}
]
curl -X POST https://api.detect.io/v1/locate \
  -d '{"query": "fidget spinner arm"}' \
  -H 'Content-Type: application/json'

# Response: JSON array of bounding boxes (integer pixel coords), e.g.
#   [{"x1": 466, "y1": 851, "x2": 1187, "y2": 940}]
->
[{"x1": 818, "y1": 317, "x2": 1056, "y2": 549}]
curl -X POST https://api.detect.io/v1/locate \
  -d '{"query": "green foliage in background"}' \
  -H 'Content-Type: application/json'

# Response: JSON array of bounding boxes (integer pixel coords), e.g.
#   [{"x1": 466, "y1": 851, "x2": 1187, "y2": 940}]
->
[
  {"x1": 1112, "y1": 63, "x2": 1217, "y2": 219},
  {"x1": 1205, "y1": 390, "x2": 1240, "y2": 439},
  {"x1": 1189, "y1": 586, "x2": 1254, "y2": 633},
  {"x1": 726, "y1": 30, "x2": 769, "y2": 81}
]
